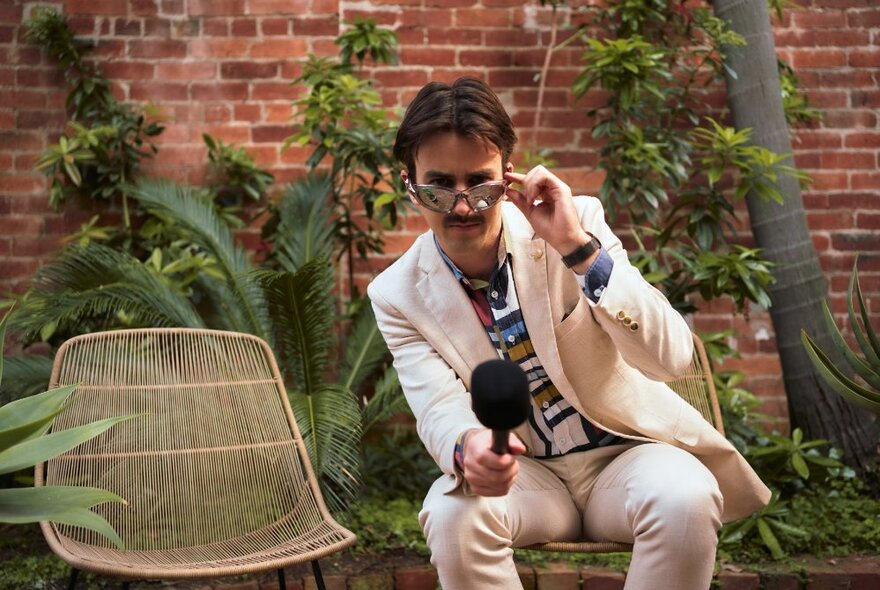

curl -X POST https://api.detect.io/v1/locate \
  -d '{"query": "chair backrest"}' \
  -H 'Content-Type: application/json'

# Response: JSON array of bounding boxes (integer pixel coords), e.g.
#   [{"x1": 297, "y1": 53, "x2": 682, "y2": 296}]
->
[
  {"x1": 36, "y1": 328, "x2": 335, "y2": 556},
  {"x1": 666, "y1": 332, "x2": 724, "y2": 435}
]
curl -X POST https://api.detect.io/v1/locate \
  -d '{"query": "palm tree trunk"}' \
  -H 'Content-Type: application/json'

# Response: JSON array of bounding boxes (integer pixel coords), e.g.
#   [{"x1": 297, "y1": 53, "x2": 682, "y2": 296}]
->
[{"x1": 712, "y1": 0, "x2": 878, "y2": 474}]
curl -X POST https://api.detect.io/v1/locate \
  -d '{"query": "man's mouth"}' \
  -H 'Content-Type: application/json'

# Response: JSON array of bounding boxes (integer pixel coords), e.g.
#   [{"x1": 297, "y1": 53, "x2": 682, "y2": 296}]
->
[{"x1": 444, "y1": 214, "x2": 482, "y2": 228}]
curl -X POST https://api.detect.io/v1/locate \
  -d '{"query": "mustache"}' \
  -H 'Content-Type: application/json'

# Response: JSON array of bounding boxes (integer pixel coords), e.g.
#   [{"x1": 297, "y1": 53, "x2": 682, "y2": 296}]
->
[{"x1": 444, "y1": 214, "x2": 483, "y2": 225}]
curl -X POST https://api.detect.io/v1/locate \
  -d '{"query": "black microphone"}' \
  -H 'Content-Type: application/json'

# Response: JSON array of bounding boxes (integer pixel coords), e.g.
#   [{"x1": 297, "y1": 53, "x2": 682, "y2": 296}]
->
[{"x1": 471, "y1": 359, "x2": 531, "y2": 455}]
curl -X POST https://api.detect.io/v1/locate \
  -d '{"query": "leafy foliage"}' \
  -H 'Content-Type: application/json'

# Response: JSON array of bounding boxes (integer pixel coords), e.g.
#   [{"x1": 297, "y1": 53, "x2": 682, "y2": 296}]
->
[
  {"x1": 285, "y1": 18, "x2": 405, "y2": 293},
  {"x1": 802, "y1": 258, "x2": 880, "y2": 414},
  {"x1": 0, "y1": 311, "x2": 130, "y2": 548},
  {"x1": 203, "y1": 133, "x2": 275, "y2": 206},
  {"x1": 568, "y1": 2, "x2": 814, "y2": 315},
  {"x1": 26, "y1": 8, "x2": 164, "y2": 226}
]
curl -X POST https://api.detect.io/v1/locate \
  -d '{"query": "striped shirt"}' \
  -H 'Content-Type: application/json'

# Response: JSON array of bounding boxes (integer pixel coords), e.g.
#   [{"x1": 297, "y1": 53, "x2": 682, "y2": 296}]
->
[{"x1": 437, "y1": 236, "x2": 623, "y2": 457}]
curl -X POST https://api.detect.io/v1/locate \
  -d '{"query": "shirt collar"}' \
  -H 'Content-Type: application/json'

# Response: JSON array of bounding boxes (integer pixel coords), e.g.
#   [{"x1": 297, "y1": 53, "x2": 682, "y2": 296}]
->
[{"x1": 433, "y1": 230, "x2": 509, "y2": 290}]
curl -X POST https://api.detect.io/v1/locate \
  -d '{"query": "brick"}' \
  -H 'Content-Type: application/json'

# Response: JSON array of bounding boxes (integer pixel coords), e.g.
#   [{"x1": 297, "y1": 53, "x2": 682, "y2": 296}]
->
[
  {"x1": 401, "y1": 47, "x2": 456, "y2": 67},
  {"x1": 66, "y1": 0, "x2": 128, "y2": 15},
  {"x1": 791, "y1": 49, "x2": 847, "y2": 68},
  {"x1": 821, "y1": 152, "x2": 876, "y2": 170},
  {"x1": 517, "y1": 564, "x2": 537, "y2": 590},
  {"x1": 102, "y1": 61, "x2": 156, "y2": 80},
  {"x1": 250, "y1": 82, "x2": 295, "y2": 100},
  {"x1": 192, "y1": 81, "x2": 249, "y2": 101},
  {"x1": 260, "y1": 17, "x2": 290, "y2": 35},
  {"x1": 191, "y1": 39, "x2": 250, "y2": 58},
  {"x1": 232, "y1": 18, "x2": 258, "y2": 36},
  {"x1": 393, "y1": 566, "x2": 437, "y2": 590},
  {"x1": 852, "y1": 90, "x2": 880, "y2": 108},
  {"x1": 252, "y1": 125, "x2": 291, "y2": 143},
  {"x1": 131, "y1": 0, "x2": 159, "y2": 16},
  {"x1": 189, "y1": 0, "x2": 245, "y2": 16},
  {"x1": 535, "y1": 562, "x2": 579, "y2": 590},
  {"x1": 155, "y1": 62, "x2": 218, "y2": 80},
  {"x1": 236, "y1": 104, "x2": 264, "y2": 122},
  {"x1": 221, "y1": 61, "x2": 278, "y2": 79},
  {"x1": 114, "y1": 18, "x2": 142, "y2": 36},
  {"x1": 831, "y1": 232, "x2": 880, "y2": 252},
  {"x1": 130, "y1": 81, "x2": 189, "y2": 101},
  {"x1": 202, "y1": 18, "x2": 230, "y2": 36},
  {"x1": 293, "y1": 16, "x2": 339, "y2": 36},
  {"x1": 580, "y1": 566, "x2": 625, "y2": 590},
  {"x1": 129, "y1": 39, "x2": 187, "y2": 59},
  {"x1": 717, "y1": 571, "x2": 761, "y2": 590},
  {"x1": 460, "y1": 49, "x2": 513, "y2": 67},
  {"x1": 454, "y1": 7, "x2": 512, "y2": 27},
  {"x1": 849, "y1": 49, "x2": 880, "y2": 67},
  {"x1": 0, "y1": 215, "x2": 44, "y2": 235},
  {"x1": 250, "y1": 39, "x2": 308, "y2": 58},
  {"x1": 248, "y1": 0, "x2": 310, "y2": 14}
]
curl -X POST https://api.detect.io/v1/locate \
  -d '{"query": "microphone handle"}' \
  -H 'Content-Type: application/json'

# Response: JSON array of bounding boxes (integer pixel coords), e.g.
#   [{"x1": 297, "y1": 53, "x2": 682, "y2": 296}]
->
[{"x1": 490, "y1": 429, "x2": 509, "y2": 455}]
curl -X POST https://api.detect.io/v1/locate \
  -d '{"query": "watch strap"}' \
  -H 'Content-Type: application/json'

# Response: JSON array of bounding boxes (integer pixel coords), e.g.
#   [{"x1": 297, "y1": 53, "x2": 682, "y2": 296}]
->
[{"x1": 561, "y1": 233, "x2": 601, "y2": 268}]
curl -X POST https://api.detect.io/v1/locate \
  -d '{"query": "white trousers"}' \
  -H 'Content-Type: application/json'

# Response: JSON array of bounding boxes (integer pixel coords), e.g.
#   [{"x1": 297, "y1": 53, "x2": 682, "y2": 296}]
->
[{"x1": 419, "y1": 442, "x2": 723, "y2": 590}]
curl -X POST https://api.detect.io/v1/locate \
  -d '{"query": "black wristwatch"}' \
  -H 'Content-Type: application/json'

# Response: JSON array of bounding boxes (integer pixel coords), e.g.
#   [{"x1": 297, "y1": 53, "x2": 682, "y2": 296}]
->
[{"x1": 561, "y1": 232, "x2": 601, "y2": 268}]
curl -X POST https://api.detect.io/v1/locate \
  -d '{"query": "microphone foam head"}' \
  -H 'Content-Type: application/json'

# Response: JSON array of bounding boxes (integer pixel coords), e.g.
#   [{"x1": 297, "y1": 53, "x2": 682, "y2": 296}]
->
[{"x1": 471, "y1": 359, "x2": 531, "y2": 431}]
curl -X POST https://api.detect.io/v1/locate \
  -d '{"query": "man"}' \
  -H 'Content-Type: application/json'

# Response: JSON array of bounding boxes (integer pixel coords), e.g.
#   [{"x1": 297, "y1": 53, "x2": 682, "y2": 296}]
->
[{"x1": 368, "y1": 78, "x2": 770, "y2": 590}]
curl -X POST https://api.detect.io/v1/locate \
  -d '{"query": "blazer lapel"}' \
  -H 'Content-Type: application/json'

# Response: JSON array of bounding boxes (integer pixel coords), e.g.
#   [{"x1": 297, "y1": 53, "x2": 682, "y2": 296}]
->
[
  {"x1": 415, "y1": 234, "x2": 498, "y2": 388},
  {"x1": 505, "y1": 213, "x2": 580, "y2": 402}
]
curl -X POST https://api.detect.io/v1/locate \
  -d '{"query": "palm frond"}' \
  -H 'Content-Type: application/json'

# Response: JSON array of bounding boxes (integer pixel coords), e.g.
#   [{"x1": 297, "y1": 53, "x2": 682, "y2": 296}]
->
[
  {"x1": 0, "y1": 354, "x2": 54, "y2": 405},
  {"x1": 361, "y1": 365, "x2": 409, "y2": 434},
  {"x1": 12, "y1": 243, "x2": 204, "y2": 343},
  {"x1": 290, "y1": 384, "x2": 362, "y2": 513},
  {"x1": 274, "y1": 173, "x2": 336, "y2": 273},
  {"x1": 130, "y1": 178, "x2": 272, "y2": 344},
  {"x1": 339, "y1": 304, "x2": 390, "y2": 395},
  {"x1": 258, "y1": 261, "x2": 336, "y2": 395}
]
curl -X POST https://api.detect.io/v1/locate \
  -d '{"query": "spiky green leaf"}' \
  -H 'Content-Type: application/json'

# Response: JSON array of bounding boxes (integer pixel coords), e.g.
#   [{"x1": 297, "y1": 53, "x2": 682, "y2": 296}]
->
[{"x1": 0, "y1": 486, "x2": 125, "y2": 548}]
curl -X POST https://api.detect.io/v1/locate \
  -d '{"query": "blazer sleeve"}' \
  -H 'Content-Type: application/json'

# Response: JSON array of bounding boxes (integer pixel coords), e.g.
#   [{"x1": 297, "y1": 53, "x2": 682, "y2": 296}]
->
[
  {"x1": 576, "y1": 196, "x2": 694, "y2": 380},
  {"x1": 368, "y1": 281, "x2": 484, "y2": 489}
]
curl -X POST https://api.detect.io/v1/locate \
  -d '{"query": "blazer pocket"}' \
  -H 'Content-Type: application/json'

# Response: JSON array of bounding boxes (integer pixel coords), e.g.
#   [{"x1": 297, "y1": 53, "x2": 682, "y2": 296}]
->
[{"x1": 554, "y1": 295, "x2": 593, "y2": 343}]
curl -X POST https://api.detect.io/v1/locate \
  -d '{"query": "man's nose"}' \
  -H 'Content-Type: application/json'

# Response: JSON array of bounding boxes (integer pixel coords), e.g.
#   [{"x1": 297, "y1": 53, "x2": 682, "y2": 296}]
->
[{"x1": 450, "y1": 193, "x2": 476, "y2": 215}]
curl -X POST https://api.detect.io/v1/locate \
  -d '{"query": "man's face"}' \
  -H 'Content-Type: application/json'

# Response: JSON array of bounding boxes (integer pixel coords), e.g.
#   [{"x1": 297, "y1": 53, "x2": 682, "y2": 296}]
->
[{"x1": 403, "y1": 132, "x2": 508, "y2": 269}]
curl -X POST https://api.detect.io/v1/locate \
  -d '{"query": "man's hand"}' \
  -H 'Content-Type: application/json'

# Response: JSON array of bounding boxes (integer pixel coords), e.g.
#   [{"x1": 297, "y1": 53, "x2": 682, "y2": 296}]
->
[
  {"x1": 505, "y1": 166, "x2": 592, "y2": 261},
  {"x1": 462, "y1": 428, "x2": 526, "y2": 496}
]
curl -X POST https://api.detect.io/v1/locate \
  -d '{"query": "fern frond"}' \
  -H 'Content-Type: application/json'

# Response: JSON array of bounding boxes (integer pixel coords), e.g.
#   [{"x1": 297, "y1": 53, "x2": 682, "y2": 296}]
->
[
  {"x1": 259, "y1": 261, "x2": 336, "y2": 395},
  {"x1": 131, "y1": 178, "x2": 272, "y2": 344},
  {"x1": 0, "y1": 354, "x2": 54, "y2": 405},
  {"x1": 361, "y1": 365, "x2": 409, "y2": 434},
  {"x1": 274, "y1": 174, "x2": 336, "y2": 273},
  {"x1": 290, "y1": 384, "x2": 362, "y2": 513},
  {"x1": 12, "y1": 244, "x2": 204, "y2": 343},
  {"x1": 339, "y1": 303, "x2": 389, "y2": 394}
]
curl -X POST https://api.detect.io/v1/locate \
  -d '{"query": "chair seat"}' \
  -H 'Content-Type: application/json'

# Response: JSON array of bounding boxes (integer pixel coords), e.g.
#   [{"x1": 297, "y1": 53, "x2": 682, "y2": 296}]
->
[
  {"x1": 523, "y1": 540, "x2": 633, "y2": 553},
  {"x1": 43, "y1": 519, "x2": 356, "y2": 579}
]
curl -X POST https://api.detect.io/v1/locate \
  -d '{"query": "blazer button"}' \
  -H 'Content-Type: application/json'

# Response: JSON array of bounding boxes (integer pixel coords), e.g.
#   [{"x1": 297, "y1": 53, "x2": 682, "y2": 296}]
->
[
  {"x1": 617, "y1": 310, "x2": 626, "y2": 320},
  {"x1": 623, "y1": 316, "x2": 632, "y2": 326},
  {"x1": 630, "y1": 321, "x2": 640, "y2": 331},
  {"x1": 532, "y1": 249, "x2": 543, "y2": 260}
]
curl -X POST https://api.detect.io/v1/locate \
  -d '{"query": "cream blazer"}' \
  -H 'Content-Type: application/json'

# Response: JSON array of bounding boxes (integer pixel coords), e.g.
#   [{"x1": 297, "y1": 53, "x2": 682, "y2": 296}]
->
[{"x1": 368, "y1": 196, "x2": 771, "y2": 522}]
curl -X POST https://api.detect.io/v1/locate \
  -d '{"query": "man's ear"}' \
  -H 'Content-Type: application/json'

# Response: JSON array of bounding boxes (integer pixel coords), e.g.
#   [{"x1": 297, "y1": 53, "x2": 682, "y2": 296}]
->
[{"x1": 505, "y1": 162, "x2": 514, "y2": 174}]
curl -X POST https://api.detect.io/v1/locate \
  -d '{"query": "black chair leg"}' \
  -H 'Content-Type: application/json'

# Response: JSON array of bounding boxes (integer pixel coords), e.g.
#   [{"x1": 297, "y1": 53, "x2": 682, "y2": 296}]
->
[
  {"x1": 121, "y1": 581, "x2": 130, "y2": 590},
  {"x1": 67, "y1": 568, "x2": 79, "y2": 590},
  {"x1": 311, "y1": 560, "x2": 326, "y2": 590},
  {"x1": 277, "y1": 567, "x2": 287, "y2": 590}
]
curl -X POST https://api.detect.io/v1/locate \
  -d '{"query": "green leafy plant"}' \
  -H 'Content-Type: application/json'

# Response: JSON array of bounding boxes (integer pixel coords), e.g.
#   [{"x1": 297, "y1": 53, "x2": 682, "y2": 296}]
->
[
  {"x1": 0, "y1": 311, "x2": 131, "y2": 548},
  {"x1": 26, "y1": 8, "x2": 164, "y2": 227},
  {"x1": 802, "y1": 258, "x2": 880, "y2": 414},
  {"x1": 203, "y1": 133, "x2": 275, "y2": 206},
  {"x1": 285, "y1": 17, "x2": 404, "y2": 293}
]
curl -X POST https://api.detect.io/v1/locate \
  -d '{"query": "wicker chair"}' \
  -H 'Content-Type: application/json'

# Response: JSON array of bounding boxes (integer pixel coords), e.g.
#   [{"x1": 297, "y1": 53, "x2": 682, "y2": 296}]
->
[
  {"x1": 35, "y1": 328, "x2": 357, "y2": 590},
  {"x1": 524, "y1": 331, "x2": 723, "y2": 554}
]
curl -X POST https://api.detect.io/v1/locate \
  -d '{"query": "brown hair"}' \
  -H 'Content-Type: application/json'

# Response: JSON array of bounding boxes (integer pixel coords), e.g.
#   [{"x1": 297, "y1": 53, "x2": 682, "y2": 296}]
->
[{"x1": 393, "y1": 78, "x2": 517, "y2": 177}]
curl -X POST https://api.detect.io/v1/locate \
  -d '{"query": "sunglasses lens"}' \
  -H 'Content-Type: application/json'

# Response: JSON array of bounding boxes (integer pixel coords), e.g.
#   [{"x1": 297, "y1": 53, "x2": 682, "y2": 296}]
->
[
  {"x1": 466, "y1": 183, "x2": 506, "y2": 211},
  {"x1": 410, "y1": 181, "x2": 507, "y2": 212},
  {"x1": 413, "y1": 186, "x2": 457, "y2": 212}
]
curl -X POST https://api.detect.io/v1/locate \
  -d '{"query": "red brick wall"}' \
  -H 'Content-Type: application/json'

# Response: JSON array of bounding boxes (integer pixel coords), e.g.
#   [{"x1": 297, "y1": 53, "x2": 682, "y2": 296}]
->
[{"x1": 1, "y1": 0, "x2": 878, "y2": 420}]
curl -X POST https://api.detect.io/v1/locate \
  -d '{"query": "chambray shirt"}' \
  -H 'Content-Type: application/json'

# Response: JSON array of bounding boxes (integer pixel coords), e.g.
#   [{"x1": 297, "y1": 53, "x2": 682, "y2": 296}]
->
[{"x1": 437, "y1": 235, "x2": 623, "y2": 457}]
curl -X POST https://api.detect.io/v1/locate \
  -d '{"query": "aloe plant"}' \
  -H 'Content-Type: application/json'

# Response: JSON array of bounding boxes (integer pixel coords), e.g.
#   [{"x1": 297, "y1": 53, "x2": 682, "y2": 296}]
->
[
  {"x1": 0, "y1": 311, "x2": 132, "y2": 548},
  {"x1": 801, "y1": 258, "x2": 880, "y2": 414}
]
